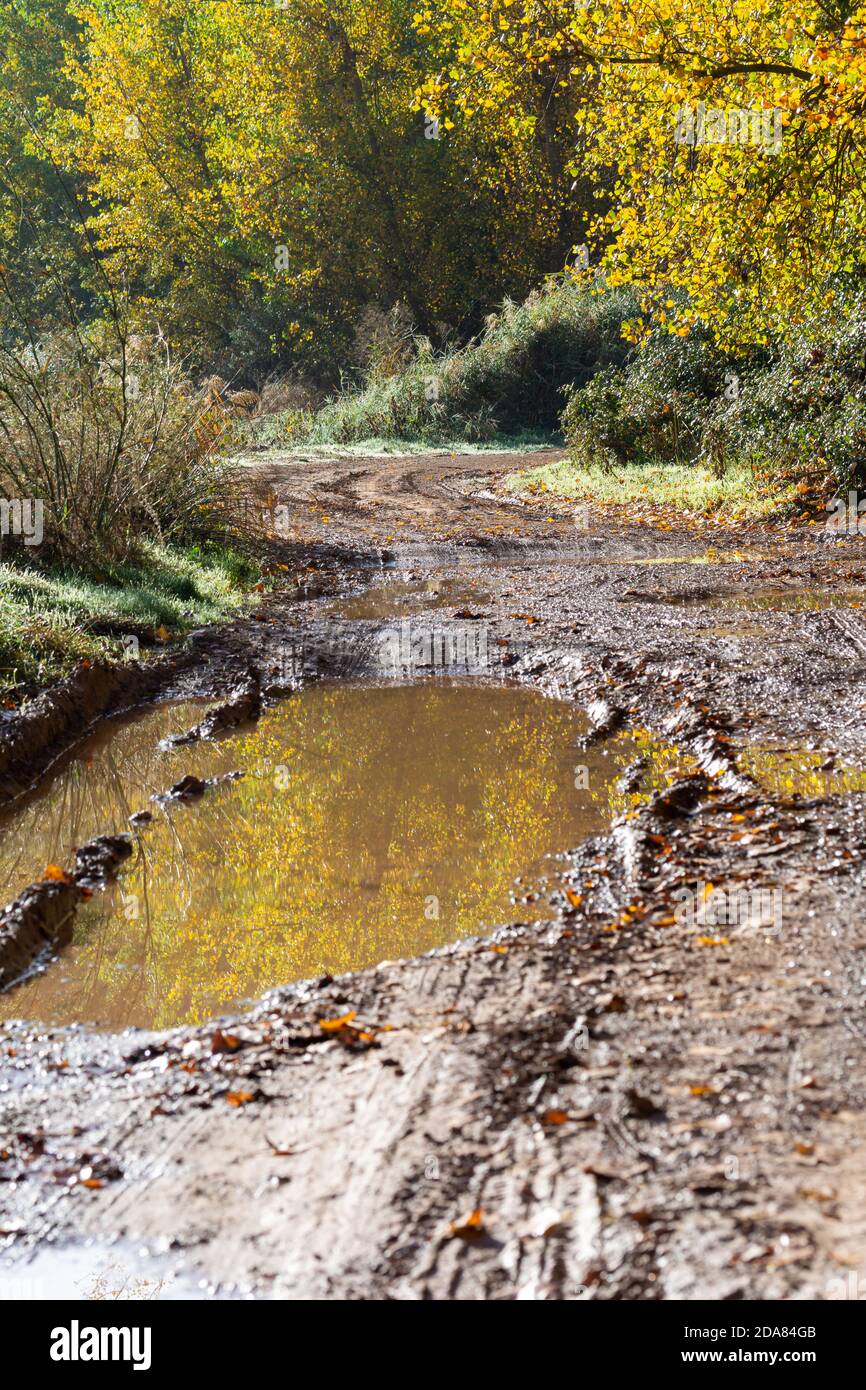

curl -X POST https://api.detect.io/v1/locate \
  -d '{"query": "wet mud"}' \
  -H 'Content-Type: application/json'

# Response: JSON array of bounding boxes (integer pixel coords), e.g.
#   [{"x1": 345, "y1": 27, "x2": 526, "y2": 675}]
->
[{"x1": 3, "y1": 448, "x2": 866, "y2": 1299}]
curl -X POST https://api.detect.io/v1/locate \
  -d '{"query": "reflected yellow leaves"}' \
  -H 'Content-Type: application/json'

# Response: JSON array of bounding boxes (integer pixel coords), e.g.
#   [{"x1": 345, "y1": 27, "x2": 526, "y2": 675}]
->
[
  {"x1": 0, "y1": 683, "x2": 640, "y2": 1031},
  {"x1": 738, "y1": 747, "x2": 866, "y2": 800}
]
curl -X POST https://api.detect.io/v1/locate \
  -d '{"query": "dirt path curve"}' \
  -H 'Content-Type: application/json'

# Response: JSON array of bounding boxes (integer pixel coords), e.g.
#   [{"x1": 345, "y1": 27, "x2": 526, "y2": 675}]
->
[
  {"x1": 241, "y1": 445, "x2": 574, "y2": 543},
  {"x1": 4, "y1": 447, "x2": 866, "y2": 1301}
]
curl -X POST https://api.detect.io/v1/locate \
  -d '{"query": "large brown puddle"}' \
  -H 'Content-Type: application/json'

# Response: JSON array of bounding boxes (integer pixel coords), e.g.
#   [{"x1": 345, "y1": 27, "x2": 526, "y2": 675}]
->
[{"x1": 0, "y1": 683, "x2": 641, "y2": 1032}]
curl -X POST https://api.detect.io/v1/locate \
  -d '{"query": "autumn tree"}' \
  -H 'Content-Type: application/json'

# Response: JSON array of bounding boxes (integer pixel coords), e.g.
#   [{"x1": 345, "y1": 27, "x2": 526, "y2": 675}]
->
[
  {"x1": 416, "y1": 1, "x2": 866, "y2": 346},
  {"x1": 0, "y1": 0, "x2": 92, "y2": 317},
  {"x1": 50, "y1": 0, "x2": 583, "y2": 378}
]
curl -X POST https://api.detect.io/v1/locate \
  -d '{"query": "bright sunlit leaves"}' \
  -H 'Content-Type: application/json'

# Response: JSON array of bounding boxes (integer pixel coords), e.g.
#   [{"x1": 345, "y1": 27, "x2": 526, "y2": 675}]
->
[{"x1": 416, "y1": 1, "x2": 866, "y2": 346}]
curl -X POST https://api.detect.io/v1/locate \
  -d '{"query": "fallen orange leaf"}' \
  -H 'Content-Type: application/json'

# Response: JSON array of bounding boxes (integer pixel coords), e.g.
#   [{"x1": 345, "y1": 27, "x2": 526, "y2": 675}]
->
[
  {"x1": 448, "y1": 1207, "x2": 485, "y2": 1240},
  {"x1": 319, "y1": 1010, "x2": 357, "y2": 1032},
  {"x1": 211, "y1": 1028, "x2": 241, "y2": 1054},
  {"x1": 226, "y1": 1090, "x2": 254, "y2": 1107},
  {"x1": 42, "y1": 864, "x2": 72, "y2": 884}
]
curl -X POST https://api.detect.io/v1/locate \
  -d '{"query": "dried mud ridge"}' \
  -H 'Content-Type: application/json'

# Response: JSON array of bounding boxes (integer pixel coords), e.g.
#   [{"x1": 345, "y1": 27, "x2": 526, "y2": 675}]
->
[{"x1": 3, "y1": 449, "x2": 866, "y2": 1299}]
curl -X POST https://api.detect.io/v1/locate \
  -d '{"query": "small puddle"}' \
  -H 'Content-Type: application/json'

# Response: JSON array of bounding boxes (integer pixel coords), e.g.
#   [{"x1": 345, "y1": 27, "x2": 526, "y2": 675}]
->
[
  {"x1": 676, "y1": 589, "x2": 865, "y2": 613},
  {"x1": 0, "y1": 683, "x2": 644, "y2": 1031},
  {"x1": 624, "y1": 551, "x2": 752, "y2": 566},
  {"x1": 0, "y1": 1242, "x2": 218, "y2": 1301},
  {"x1": 318, "y1": 576, "x2": 491, "y2": 621},
  {"x1": 477, "y1": 550, "x2": 763, "y2": 569}
]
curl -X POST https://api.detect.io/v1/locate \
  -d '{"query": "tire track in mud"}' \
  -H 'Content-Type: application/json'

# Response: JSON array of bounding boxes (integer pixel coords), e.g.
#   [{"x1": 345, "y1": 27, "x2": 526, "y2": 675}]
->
[
  {"x1": 243, "y1": 447, "x2": 574, "y2": 541},
  {"x1": 4, "y1": 451, "x2": 866, "y2": 1298},
  {"x1": 830, "y1": 610, "x2": 866, "y2": 660}
]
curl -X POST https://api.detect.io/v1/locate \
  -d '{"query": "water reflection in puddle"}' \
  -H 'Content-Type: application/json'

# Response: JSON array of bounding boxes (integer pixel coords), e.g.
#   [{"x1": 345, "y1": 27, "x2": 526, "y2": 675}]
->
[
  {"x1": 738, "y1": 746, "x2": 866, "y2": 798},
  {"x1": 0, "y1": 1242, "x2": 217, "y2": 1301},
  {"x1": 683, "y1": 589, "x2": 863, "y2": 613},
  {"x1": 0, "y1": 683, "x2": 642, "y2": 1031},
  {"x1": 0, "y1": 701, "x2": 213, "y2": 901},
  {"x1": 621, "y1": 587, "x2": 866, "y2": 614},
  {"x1": 318, "y1": 576, "x2": 491, "y2": 621},
  {"x1": 624, "y1": 551, "x2": 751, "y2": 566}
]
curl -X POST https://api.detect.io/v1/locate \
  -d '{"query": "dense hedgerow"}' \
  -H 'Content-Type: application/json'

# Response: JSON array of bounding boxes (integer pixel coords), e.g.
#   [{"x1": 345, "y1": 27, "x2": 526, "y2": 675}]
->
[
  {"x1": 560, "y1": 294, "x2": 866, "y2": 492},
  {"x1": 303, "y1": 277, "x2": 636, "y2": 446}
]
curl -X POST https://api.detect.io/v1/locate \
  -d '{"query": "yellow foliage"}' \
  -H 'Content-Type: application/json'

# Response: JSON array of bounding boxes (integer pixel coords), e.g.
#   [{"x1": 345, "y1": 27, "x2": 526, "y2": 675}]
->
[{"x1": 416, "y1": 0, "x2": 866, "y2": 344}]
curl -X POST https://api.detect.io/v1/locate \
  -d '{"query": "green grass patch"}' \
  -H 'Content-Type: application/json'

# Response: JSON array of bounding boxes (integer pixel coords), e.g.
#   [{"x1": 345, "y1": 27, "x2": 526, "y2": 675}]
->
[
  {"x1": 509, "y1": 458, "x2": 800, "y2": 519},
  {"x1": 0, "y1": 541, "x2": 257, "y2": 699}
]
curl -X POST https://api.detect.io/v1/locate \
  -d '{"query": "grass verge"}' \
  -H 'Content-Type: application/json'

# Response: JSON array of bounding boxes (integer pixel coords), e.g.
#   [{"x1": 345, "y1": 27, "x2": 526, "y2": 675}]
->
[
  {"x1": 236, "y1": 432, "x2": 561, "y2": 459},
  {"x1": 0, "y1": 542, "x2": 257, "y2": 701},
  {"x1": 508, "y1": 458, "x2": 802, "y2": 520}
]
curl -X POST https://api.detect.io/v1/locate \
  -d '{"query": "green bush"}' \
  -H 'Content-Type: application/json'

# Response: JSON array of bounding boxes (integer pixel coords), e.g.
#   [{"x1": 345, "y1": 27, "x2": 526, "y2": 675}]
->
[
  {"x1": 306, "y1": 277, "x2": 637, "y2": 446},
  {"x1": 716, "y1": 318, "x2": 866, "y2": 489},
  {"x1": 560, "y1": 293, "x2": 866, "y2": 493},
  {"x1": 561, "y1": 329, "x2": 743, "y2": 469}
]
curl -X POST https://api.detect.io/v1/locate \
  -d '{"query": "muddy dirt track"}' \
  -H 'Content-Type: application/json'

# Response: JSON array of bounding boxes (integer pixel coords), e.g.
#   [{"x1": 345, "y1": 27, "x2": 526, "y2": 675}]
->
[{"x1": 4, "y1": 446, "x2": 866, "y2": 1301}]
